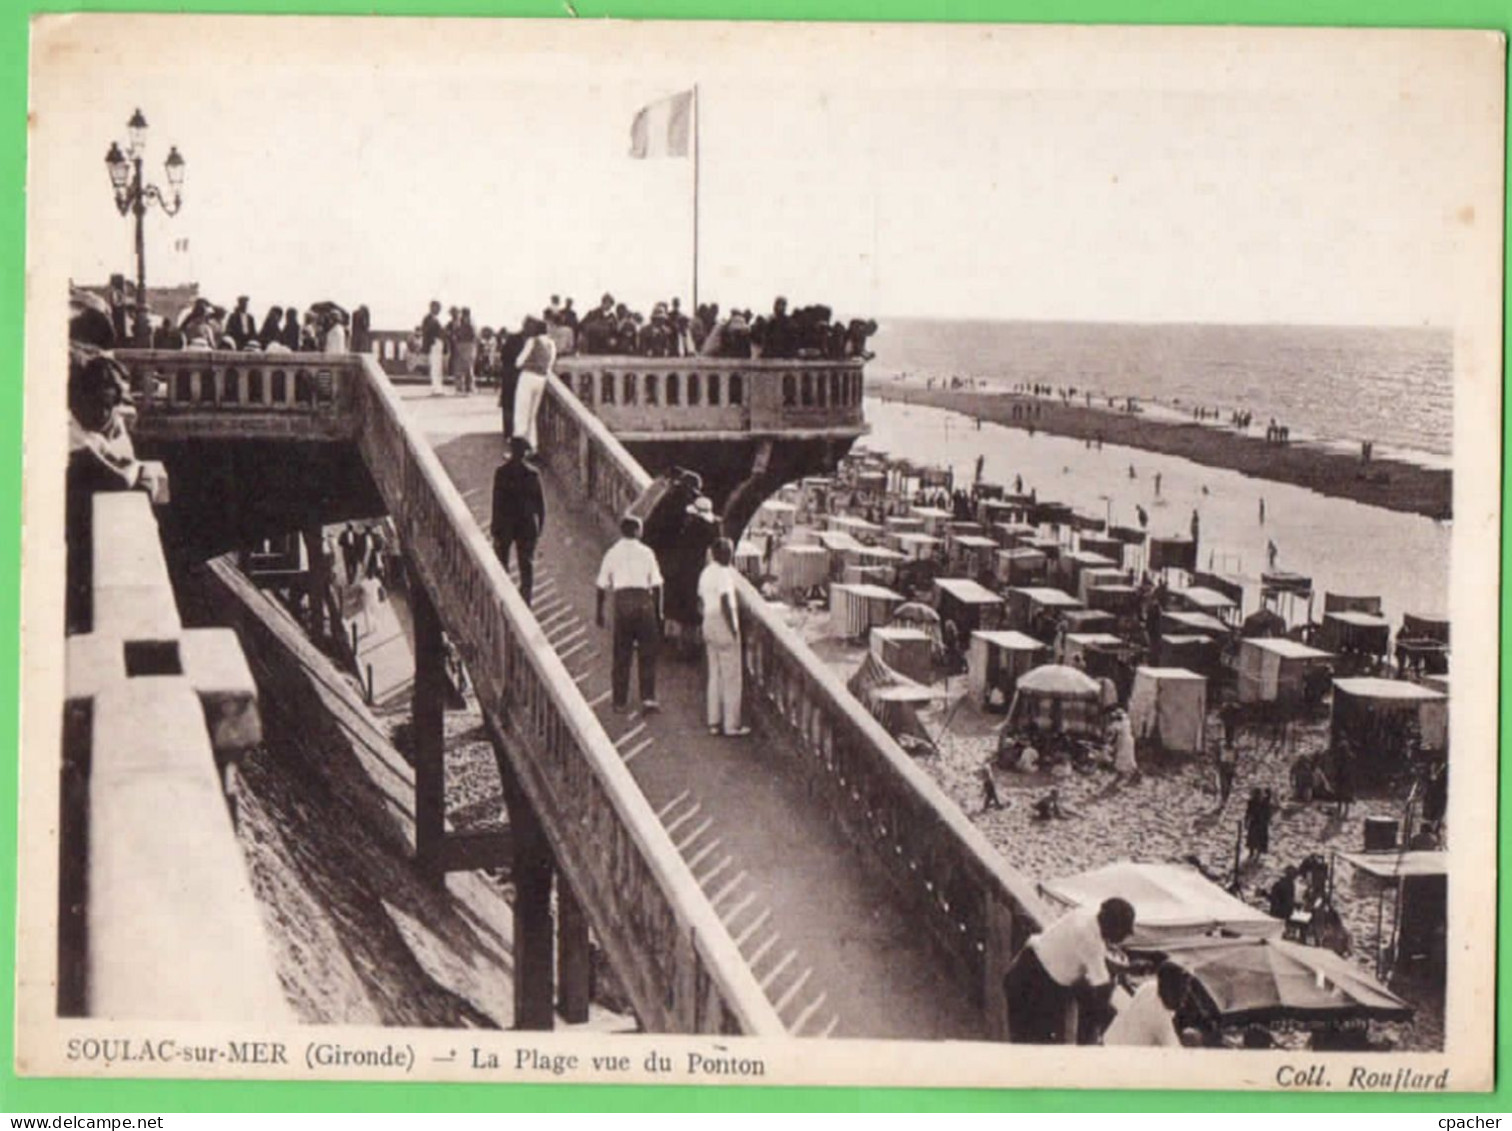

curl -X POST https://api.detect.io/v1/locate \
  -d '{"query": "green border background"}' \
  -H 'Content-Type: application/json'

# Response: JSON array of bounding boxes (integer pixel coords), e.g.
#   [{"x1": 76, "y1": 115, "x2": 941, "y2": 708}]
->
[{"x1": 0, "y1": 0, "x2": 1504, "y2": 1113}]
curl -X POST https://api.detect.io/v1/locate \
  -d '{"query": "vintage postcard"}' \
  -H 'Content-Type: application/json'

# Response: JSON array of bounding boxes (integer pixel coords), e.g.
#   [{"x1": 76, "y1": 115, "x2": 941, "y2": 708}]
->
[{"x1": 16, "y1": 14, "x2": 1503, "y2": 1094}]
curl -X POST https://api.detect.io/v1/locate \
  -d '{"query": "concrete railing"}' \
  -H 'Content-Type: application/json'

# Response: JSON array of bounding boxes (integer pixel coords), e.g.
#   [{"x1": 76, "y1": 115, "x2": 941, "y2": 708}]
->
[
  {"x1": 115, "y1": 349, "x2": 358, "y2": 444},
  {"x1": 537, "y1": 378, "x2": 1054, "y2": 1040},
  {"x1": 346, "y1": 356, "x2": 783, "y2": 1036},
  {"x1": 556, "y1": 356, "x2": 866, "y2": 438},
  {"x1": 61, "y1": 491, "x2": 283, "y2": 1021}
]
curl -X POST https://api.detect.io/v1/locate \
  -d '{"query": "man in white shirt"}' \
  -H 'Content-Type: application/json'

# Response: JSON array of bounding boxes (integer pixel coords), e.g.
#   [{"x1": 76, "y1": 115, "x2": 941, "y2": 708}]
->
[
  {"x1": 1103, "y1": 960, "x2": 1185, "y2": 1047},
  {"x1": 697, "y1": 537, "x2": 750, "y2": 737},
  {"x1": 1003, "y1": 897, "x2": 1135, "y2": 1044},
  {"x1": 596, "y1": 515, "x2": 664, "y2": 712}
]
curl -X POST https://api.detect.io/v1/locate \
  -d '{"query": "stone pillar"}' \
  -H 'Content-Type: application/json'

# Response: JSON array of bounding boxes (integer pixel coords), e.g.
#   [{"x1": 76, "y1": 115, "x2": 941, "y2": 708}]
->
[
  {"x1": 496, "y1": 745, "x2": 556, "y2": 1030},
  {"x1": 557, "y1": 877, "x2": 591, "y2": 1024},
  {"x1": 410, "y1": 568, "x2": 446, "y2": 880}
]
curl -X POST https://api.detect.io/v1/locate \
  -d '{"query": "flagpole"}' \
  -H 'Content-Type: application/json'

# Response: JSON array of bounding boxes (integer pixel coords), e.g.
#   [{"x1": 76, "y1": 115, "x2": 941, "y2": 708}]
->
[{"x1": 692, "y1": 83, "x2": 700, "y2": 313}]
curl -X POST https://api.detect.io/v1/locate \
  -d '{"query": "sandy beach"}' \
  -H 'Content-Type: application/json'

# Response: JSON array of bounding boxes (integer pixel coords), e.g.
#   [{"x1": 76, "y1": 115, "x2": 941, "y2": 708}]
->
[
  {"x1": 791, "y1": 606, "x2": 1443, "y2": 1052},
  {"x1": 873, "y1": 382, "x2": 1451, "y2": 521}
]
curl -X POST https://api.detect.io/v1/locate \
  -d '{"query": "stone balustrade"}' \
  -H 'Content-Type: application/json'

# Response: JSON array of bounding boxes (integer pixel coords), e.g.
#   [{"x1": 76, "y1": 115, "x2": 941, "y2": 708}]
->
[
  {"x1": 556, "y1": 356, "x2": 865, "y2": 439},
  {"x1": 537, "y1": 378, "x2": 1053, "y2": 1040},
  {"x1": 348, "y1": 356, "x2": 783, "y2": 1036},
  {"x1": 60, "y1": 491, "x2": 282, "y2": 1021}
]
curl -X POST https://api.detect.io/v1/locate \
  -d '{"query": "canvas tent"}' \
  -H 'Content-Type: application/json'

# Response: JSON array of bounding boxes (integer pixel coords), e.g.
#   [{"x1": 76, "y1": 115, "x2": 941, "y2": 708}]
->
[
  {"x1": 1236, "y1": 638, "x2": 1333, "y2": 705},
  {"x1": 1126, "y1": 666, "x2": 1208, "y2": 753},
  {"x1": 968, "y1": 630, "x2": 1048, "y2": 709},
  {"x1": 1332, "y1": 677, "x2": 1448, "y2": 764},
  {"x1": 846, "y1": 651, "x2": 945, "y2": 754},
  {"x1": 1040, "y1": 862, "x2": 1282, "y2": 949}
]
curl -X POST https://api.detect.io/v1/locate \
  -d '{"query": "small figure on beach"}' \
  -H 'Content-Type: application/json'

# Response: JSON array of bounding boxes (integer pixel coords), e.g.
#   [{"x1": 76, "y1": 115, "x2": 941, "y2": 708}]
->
[
  {"x1": 980, "y1": 765, "x2": 1005, "y2": 812},
  {"x1": 1190, "y1": 509, "x2": 1200, "y2": 543},
  {"x1": 1154, "y1": 472, "x2": 1162, "y2": 496},
  {"x1": 1135, "y1": 505, "x2": 1148, "y2": 529},
  {"x1": 1258, "y1": 497, "x2": 1266, "y2": 524},
  {"x1": 1128, "y1": 464, "x2": 1136, "y2": 480},
  {"x1": 1266, "y1": 539, "x2": 1278, "y2": 569},
  {"x1": 1031, "y1": 789, "x2": 1073, "y2": 822},
  {"x1": 1109, "y1": 708, "x2": 1140, "y2": 783},
  {"x1": 1243, "y1": 788, "x2": 1273, "y2": 862}
]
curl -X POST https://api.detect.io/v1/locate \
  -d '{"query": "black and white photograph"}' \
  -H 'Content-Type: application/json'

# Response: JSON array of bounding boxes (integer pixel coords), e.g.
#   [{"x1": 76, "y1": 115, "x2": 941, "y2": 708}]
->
[{"x1": 17, "y1": 14, "x2": 1502, "y2": 1091}]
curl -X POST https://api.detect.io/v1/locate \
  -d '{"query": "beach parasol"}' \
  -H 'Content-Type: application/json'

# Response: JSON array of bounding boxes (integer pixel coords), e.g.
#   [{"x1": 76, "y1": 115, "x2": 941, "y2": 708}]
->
[
  {"x1": 1014, "y1": 664, "x2": 1100, "y2": 698},
  {"x1": 1040, "y1": 861, "x2": 1282, "y2": 948},
  {"x1": 1157, "y1": 935, "x2": 1414, "y2": 1026},
  {"x1": 891, "y1": 602, "x2": 940, "y2": 627}
]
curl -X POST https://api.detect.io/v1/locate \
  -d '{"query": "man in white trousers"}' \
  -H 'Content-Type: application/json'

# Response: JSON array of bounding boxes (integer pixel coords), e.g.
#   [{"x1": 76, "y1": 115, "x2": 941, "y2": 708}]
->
[
  {"x1": 698, "y1": 537, "x2": 750, "y2": 737},
  {"x1": 513, "y1": 316, "x2": 556, "y2": 451}
]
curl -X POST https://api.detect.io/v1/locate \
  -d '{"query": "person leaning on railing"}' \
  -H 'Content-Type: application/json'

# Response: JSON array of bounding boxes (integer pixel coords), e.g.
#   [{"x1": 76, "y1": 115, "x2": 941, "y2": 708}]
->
[
  {"x1": 66, "y1": 346, "x2": 167, "y2": 632},
  {"x1": 1002, "y1": 896, "x2": 1135, "y2": 1045}
]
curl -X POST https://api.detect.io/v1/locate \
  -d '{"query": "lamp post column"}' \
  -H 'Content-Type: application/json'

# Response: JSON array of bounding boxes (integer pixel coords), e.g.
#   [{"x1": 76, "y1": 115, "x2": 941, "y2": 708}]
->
[{"x1": 133, "y1": 156, "x2": 149, "y2": 347}]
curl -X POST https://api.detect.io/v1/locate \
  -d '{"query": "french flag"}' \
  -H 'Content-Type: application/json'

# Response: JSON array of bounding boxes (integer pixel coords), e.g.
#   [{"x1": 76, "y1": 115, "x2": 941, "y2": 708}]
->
[{"x1": 629, "y1": 90, "x2": 694, "y2": 159}]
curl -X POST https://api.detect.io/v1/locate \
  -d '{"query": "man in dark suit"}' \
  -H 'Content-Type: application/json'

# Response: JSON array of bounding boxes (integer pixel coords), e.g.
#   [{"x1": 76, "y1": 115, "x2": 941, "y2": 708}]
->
[
  {"x1": 491, "y1": 436, "x2": 546, "y2": 606},
  {"x1": 227, "y1": 296, "x2": 258, "y2": 348}
]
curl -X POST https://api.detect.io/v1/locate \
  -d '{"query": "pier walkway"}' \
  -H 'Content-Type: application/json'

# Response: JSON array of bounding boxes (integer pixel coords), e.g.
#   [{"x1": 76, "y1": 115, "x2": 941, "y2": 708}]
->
[
  {"x1": 409, "y1": 391, "x2": 977, "y2": 1040},
  {"x1": 120, "y1": 349, "x2": 1052, "y2": 1040}
]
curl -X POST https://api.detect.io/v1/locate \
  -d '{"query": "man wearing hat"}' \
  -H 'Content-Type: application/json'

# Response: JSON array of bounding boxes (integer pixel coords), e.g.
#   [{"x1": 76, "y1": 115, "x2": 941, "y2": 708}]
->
[
  {"x1": 596, "y1": 515, "x2": 663, "y2": 713},
  {"x1": 490, "y1": 436, "x2": 546, "y2": 606},
  {"x1": 227, "y1": 296, "x2": 257, "y2": 349}
]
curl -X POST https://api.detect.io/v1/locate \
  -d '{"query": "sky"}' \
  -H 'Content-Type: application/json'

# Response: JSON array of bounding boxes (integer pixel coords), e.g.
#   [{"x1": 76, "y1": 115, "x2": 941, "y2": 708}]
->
[{"x1": 30, "y1": 16, "x2": 1502, "y2": 332}]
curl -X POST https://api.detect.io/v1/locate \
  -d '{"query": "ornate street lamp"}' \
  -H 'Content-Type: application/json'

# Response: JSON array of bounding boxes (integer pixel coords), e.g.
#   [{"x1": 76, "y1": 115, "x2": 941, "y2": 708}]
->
[{"x1": 103, "y1": 109, "x2": 185, "y2": 346}]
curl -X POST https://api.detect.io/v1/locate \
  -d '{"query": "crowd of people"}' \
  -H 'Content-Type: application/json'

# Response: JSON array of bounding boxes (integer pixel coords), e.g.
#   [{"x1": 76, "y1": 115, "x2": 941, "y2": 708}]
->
[{"x1": 94, "y1": 288, "x2": 374, "y2": 357}]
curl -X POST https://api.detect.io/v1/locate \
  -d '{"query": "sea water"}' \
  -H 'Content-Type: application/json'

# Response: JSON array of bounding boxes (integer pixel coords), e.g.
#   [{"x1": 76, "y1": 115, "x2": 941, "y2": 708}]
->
[
  {"x1": 859, "y1": 398, "x2": 1450, "y2": 624},
  {"x1": 871, "y1": 320, "x2": 1453, "y2": 462}
]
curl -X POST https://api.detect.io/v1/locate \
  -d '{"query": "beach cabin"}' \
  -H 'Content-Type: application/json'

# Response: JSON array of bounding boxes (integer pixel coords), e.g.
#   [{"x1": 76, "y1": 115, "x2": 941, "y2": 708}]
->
[
  {"x1": 968, "y1": 630, "x2": 1048, "y2": 710},
  {"x1": 1078, "y1": 566, "x2": 1129, "y2": 604},
  {"x1": 1005, "y1": 586, "x2": 1085, "y2": 635},
  {"x1": 909, "y1": 505, "x2": 952, "y2": 536},
  {"x1": 830, "y1": 583, "x2": 905, "y2": 641},
  {"x1": 869, "y1": 625, "x2": 933, "y2": 685},
  {"x1": 893, "y1": 531, "x2": 943, "y2": 562},
  {"x1": 1397, "y1": 612, "x2": 1450, "y2": 675},
  {"x1": 1060, "y1": 608, "x2": 1118, "y2": 638},
  {"x1": 946, "y1": 520, "x2": 984, "y2": 540},
  {"x1": 827, "y1": 514, "x2": 883, "y2": 543},
  {"x1": 773, "y1": 543, "x2": 829, "y2": 597},
  {"x1": 1148, "y1": 536, "x2": 1197, "y2": 574},
  {"x1": 980, "y1": 498, "x2": 1028, "y2": 529},
  {"x1": 1159, "y1": 609, "x2": 1230, "y2": 639},
  {"x1": 934, "y1": 577, "x2": 1007, "y2": 639},
  {"x1": 1126, "y1": 667, "x2": 1208, "y2": 753},
  {"x1": 1236, "y1": 638, "x2": 1333, "y2": 706},
  {"x1": 733, "y1": 539, "x2": 765, "y2": 581},
  {"x1": 1077, "y1": 535, "x2": 1124, "y2": 564},
  {"x1": 1068, "y1": 511, "x2": 1107, "y2": 534},
  {"x1": 753, "y1": 498, "x2": 799, "y2": 534},
  {"x1": 995, "y1": 547, "x2": 1049, "y2": 588},
  {"x1": 990, "y1": 522, "x2": 1038, "y2": 549},
  {"x1": 1063, "y1": 631, "x2": 1128, "y2": 668},
  {"x1": 1171, "y1": 586, "x2": 1240, "y2": 627},
  {"x1": 884, "y1": 514, "x2": 925, "y2": 537},
  {"x1": 1319, "y1": 610, "x2": 1392, "y2": 660},
  {"x1": 1156, "y1": 633, "x2": 1221, "y2": 675},
  {"x1": 950, "y1": 534, "x2": 1000, "y2": 579},
  {"x1": 1331, "y1": 677, "x2": 1448, "y2": 779},
  {"x1": 1032, "y1": 501, "x2": 1075, "y2": 530},
  {"x1": 1058, "y1": 550, "x2": 1119, "y2": 595},
  {"x1": 841, "y1": 564, "x2": 893, "y2": 587},
  {"x1": 1085, "y1": 583, "x2": 1140, "y2": 618}
]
